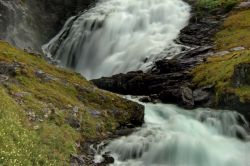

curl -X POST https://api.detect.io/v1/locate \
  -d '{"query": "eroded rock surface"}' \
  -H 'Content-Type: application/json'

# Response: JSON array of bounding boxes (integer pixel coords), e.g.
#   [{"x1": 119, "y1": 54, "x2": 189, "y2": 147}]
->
[
  {"x1": 0, "y1": 0, "x2": 95, "y2": 52},
  {"x1": 92, "y1": 46, "x2": 215, "y2": 108}
]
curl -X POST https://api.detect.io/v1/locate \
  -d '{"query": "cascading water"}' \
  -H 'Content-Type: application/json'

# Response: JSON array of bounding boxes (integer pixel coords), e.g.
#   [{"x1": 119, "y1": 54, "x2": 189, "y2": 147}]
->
[
  {"x1": 95, "y1": 103, "x2": 250, "y2": 166},
  {"x1": 42, "y1": 0, "x2": 190, "y2": 79},
  {"x1": 43, "y1": 0, "x2": 250, "y2": 165}
]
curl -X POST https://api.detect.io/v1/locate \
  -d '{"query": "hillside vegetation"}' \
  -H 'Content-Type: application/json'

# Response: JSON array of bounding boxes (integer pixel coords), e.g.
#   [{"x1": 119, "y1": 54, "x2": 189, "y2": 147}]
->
[
  {"x1": 0, "y1": 41, "x2": 143, "y2": 165},
  {"x1": 197, "y1": 0, "x2": 239, "y2": 12},
  {"x1": 192, "y1": 3, "x2": 250, "y2": 110}
]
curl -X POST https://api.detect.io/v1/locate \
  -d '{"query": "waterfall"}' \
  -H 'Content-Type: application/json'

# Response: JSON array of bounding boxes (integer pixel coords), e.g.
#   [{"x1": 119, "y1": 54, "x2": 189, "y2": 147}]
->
[
  {"x1": 95, "y1": 103, "x2": 250, "y2": 166},
  {"x1": 42, "y1": 0, "x2": 190, "y2": 79},
  {"x1": 42, "y1": 0, "x2": 250, "y2": 165}
]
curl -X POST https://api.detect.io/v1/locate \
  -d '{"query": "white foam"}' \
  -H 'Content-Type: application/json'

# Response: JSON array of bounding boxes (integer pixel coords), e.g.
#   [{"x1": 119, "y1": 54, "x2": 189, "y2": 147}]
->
[
  {"x1": 43, "y1": 0, "x2": 190, "y2": 79},
  {"x1": 100, "y1": 103, "x2": 250, "y2": 166}
]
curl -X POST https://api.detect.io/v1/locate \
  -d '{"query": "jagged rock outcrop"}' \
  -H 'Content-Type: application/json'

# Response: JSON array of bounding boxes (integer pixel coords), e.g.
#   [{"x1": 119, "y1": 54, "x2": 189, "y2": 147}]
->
[
  {"x1": 92, "y1": 1, "x2": 241, "y2": 112},
  {"x1": 177, "y1": 0, "x2": 226, "y2": 47},
  {"x1": 92, "y1": 46, "x2": 214, "y2": 108},
  {"x1": 0, "y1": 0, "x2": 95, "y2": 52}
]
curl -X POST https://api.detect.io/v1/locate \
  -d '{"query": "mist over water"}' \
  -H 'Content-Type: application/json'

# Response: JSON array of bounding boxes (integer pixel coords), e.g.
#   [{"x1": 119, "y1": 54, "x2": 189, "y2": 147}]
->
[
  {"x1": 43, "y1": 0, "x2": 190, "y2": 79},
  {"x1": 96, "y1": 103, "x2": 250, "y2": 166}
]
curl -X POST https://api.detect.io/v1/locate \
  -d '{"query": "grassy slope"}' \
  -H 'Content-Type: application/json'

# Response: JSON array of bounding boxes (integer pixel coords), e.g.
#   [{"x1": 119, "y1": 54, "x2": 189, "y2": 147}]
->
[
  {"x1": 192, "y1": 3, "x2": 250, "y2": 104},
  {"x1": 0, "y1": 41, "x2": 143, "y2": 165},
  {"x1": 197, "y1": 0, "x2": 239, "y2": 11}
]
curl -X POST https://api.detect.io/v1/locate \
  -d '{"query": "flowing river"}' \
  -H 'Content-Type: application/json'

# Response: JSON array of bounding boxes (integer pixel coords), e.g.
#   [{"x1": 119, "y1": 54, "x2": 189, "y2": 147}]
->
[
  {"x1": 43, "y1": 0, "x2": 250, "y2": 165},
  {"x1": 95, "y1": 102, "x2": 250, "y2": 166}
]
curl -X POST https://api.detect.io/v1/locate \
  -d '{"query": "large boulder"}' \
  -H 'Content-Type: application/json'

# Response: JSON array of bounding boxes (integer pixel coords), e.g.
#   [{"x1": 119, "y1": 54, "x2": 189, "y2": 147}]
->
[
  {"x1": 92, "y1": 48, "x2": 215, "y2": 108},
  {"x1": 232, "y1": 63, "x2": 250, "y2": 88}
]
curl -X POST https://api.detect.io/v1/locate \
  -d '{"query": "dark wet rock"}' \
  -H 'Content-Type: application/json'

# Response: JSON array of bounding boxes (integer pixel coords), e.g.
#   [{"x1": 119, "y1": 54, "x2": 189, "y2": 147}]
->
[
  {"x1": 127, "y1": 103, "x2": 144, "y2": 127},
  {"x1": 179, "y1": 0, "x2": 229, "y2": 47},
  {"x1": 92, "y1": 50, "x2": 216, "y2": 108},
  {"x1": 193, "y1": 86, "x2": 212, "y2": 102},
  {"x1": 93, "y1": 70, "x2": 195, "y2": 108},
  {"x1": 92, "y1": 70, "x2": 190, "y2": 97},
  {"x1": 158, "y1": 89, "x2": 182, "y2": 104},
  {"x1": 193, "y1": 85, "x2": 215, "y2": 107},
  {"x1": 93, "y1": 71, "x2": 183, "y2": 107},
  {"x1": 0, "y1": 61, "x2": 20, "y2": 76},
  {"x1": 139, "y1": 96, "x2": 152, "y2": 103},
  {"x1": 232, "y1": 63, "x2": 250, "y2": 88},
  {"x1": 101, "y1": 152, "x2": 115, "y2": 165},
  {"x1": 178, "y1": 16, "x2": 221, "y2": 46},
  {"x1": 176, "y1": 46, "x2": 213, "y2": 59},
  {"x1": 218, "y1": 91, "x2": 250, "y2": 122},
  {"x1": 70, "y1": 154, "x2": 87, "y2": 166},
  {"x1": 157, "y1": 86, "x2": 194, "y2": 108},
  {"x1": 92, "y1": 47, "x2": 213, "y2": 108},
  {"x1": 68, "y1": 116, "x2": 81, "y2": 129},
  {"x1": 181, "y1": 86, "x2": 194, "y2": 107},
  {"x1": 92, "y1": 0, "x2": 228, "y2": 109},
  {"x1": 114, "y1": 128, "x2": 135, "y2": 136}
]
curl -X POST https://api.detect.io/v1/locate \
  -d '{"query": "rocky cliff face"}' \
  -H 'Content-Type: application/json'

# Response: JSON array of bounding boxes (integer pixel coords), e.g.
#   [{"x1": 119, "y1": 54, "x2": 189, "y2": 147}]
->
[{"x1": 0, "y1": 0, "x2": 95, "y2": 52}]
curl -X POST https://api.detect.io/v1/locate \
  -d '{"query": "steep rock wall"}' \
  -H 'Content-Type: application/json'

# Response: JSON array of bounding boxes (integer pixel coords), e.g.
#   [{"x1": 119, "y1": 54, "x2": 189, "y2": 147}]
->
[{"x1": 0, "y1": 0, "x2": 95, "y2": 52}]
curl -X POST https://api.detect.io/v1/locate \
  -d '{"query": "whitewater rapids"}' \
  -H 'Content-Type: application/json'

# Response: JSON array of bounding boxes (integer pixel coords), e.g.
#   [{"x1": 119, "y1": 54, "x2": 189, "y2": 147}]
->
[
  {"x1": 43, "y1": 0, "x2": 190, "y2": 79},
  {"x1": 43, "y1": 0, "x2": 250, "y2": 165},
  {"x1": 95, "y1": 103, "x2": 250, "y2": 166}
]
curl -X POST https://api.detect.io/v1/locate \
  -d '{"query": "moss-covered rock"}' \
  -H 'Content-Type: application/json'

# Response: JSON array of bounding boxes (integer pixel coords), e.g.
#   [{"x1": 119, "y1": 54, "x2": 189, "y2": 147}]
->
[
  {"x1": 0, "y1": 41, "x2": 144, "y2": 165},
  {"x1": 192, "y1": 6, "x2": 250, "y2": 121}
]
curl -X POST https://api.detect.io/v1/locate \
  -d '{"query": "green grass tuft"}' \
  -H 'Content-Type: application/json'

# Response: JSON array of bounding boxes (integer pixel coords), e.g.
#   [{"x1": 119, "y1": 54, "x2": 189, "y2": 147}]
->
[{"x1": 0, "y1": 41, "x2": 143, "y2": 164}]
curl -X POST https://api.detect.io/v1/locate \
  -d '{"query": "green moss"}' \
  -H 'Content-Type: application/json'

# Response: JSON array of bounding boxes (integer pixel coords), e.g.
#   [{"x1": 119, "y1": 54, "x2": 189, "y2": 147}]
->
[
  {"x1": 0, "y1": 87, "x2": 58, "y2": 165},
  {"x1": 232, "y1": 86, "x2": 250, "y2": 102},
  {"x1": 215, "y1": 9, "x2": 250, "y2": 50},
  {"x1": 192, "y1": 6, "x2": 250, "y2": 105},
  {"x1": 0, "y1": 41, "x2": 142, "y2": 164},
  {"x1": 192, "y1": 50, "x2": 250, "y2": 102},
  {"x1": 193, "y1": 51, "x2": 250, "y2": 86},
  {"x1": 196, "y1": 0, "x2": 239, "y2": 13},
  {"x1": 38, "y1": 123, "x2": 79, "y2": 162}
]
